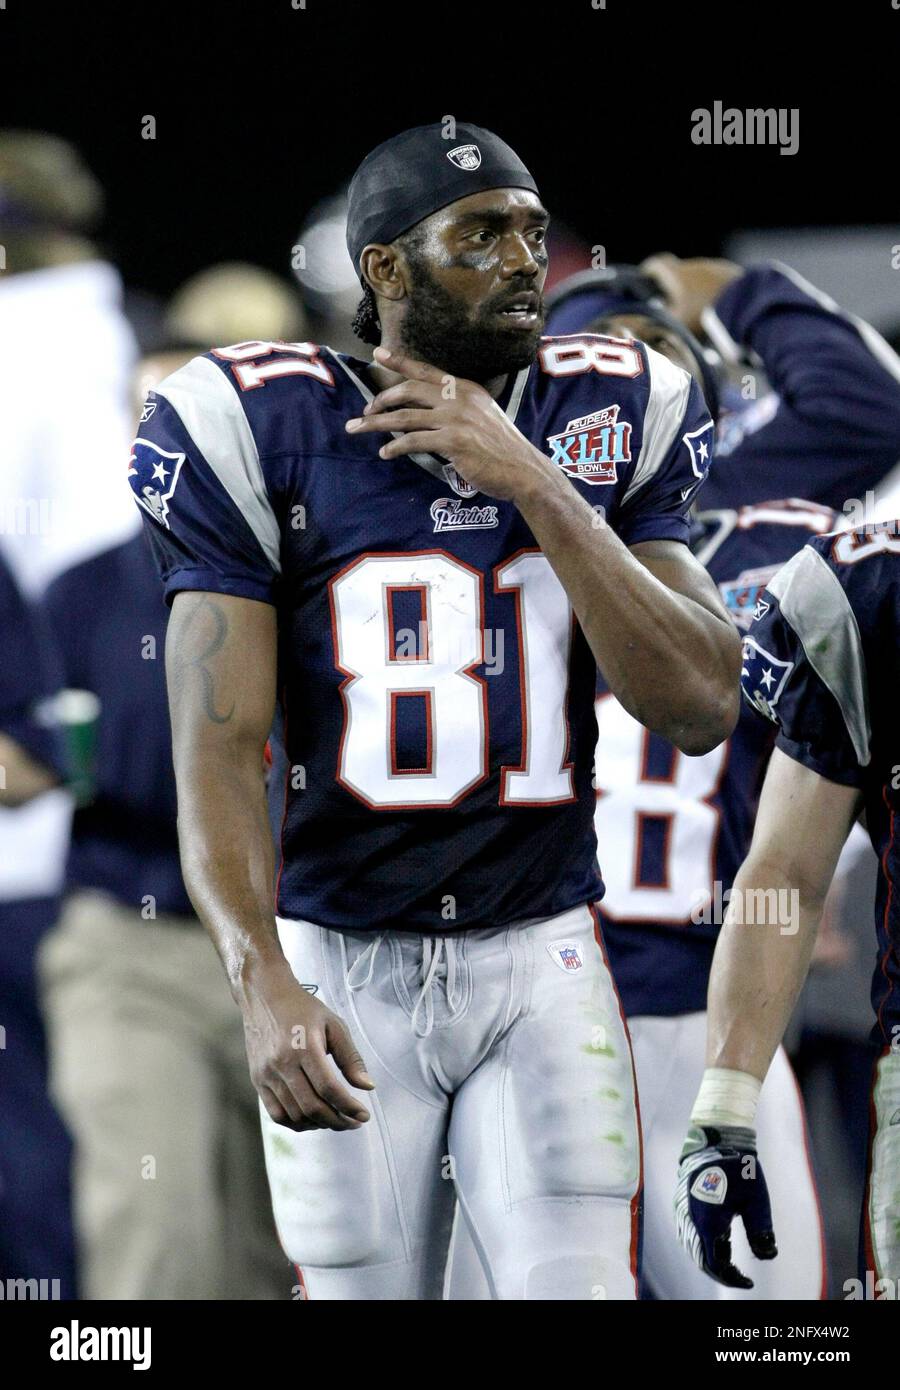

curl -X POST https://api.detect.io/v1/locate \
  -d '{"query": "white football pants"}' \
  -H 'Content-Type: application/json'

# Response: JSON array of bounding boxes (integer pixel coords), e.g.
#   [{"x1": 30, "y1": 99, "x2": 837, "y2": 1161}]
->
[
  {"x1": 448, "y1": 1008, "x2": 824, "y2": 1300},
  {"x1": 864, "y1": 1047, "x2": 900, "y2": 1284},
  {"x1": 260, "y1": 902, "x2": 641, "y2": 1300},
  {"x1": 629, "y1": 1012, "x2": 824, "y2": 1299}
]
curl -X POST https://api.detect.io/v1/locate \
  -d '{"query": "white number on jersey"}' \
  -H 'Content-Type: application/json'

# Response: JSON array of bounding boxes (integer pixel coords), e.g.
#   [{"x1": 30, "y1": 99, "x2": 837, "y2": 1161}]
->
[
  {"x1": 212, "y1": 341, "x2": 334, "y2": 390},
  {"x1": 329, "y1": 550, "x2": 575, "y2": 810},
  {"x1": 539, "y1": 336, "x2": 644, "y2": 380},
  {"x1": 594, "y1": 693, "x2": 728, "y2": 922}
]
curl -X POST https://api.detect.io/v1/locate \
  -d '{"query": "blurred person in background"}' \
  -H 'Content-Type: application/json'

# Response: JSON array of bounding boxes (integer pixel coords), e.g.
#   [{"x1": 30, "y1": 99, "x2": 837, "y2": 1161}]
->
[
  {"x1": 584, "y1": 256, "x2": 899, "y2": 1296},
  {"x1": 447, "y1": 257, "x2": 900, "y2": 1299},
  {"x1": 545, "y1": 255, "x2": 900, "y2": 510},
  {"x1": 37, "y1": 262, "x2": 302, "y2": 1300},
  {"x1": 0, "y1": 130, "x2": 140, "y2": 1303},
  {"x1": 0, "y1": 131, "x2": 140, "y2": 595},
  {"x1": 0, "y1": 552, "x2": 75, "y2": 1296},
  {"x1": 165, "y1": 261, "x2": 307, "y2": 355}
]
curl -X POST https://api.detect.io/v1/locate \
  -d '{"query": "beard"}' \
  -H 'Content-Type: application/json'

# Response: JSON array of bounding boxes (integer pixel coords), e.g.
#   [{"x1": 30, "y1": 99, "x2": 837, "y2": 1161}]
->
[{"x1": 399, "y1": 257, "x2": 545, "y2": 384}]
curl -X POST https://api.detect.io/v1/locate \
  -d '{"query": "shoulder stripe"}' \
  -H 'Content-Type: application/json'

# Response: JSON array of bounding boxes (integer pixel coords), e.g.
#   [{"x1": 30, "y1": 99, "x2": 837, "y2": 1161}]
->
[
  {"x1": 768, "y1": 544, "x2": 871, "y2": 765},
  {"x1": 154, "y1": 357, "x2": 281, "y2": 574},
  {"x1": 622, "y1": 347, "x2": 693, "y2": 505}
]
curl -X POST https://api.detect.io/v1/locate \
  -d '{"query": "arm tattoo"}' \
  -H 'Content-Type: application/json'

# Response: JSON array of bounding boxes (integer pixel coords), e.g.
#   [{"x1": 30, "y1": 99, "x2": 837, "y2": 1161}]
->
[{"x1": 173, "y1": 596, "x2": 236, "y2": 725}]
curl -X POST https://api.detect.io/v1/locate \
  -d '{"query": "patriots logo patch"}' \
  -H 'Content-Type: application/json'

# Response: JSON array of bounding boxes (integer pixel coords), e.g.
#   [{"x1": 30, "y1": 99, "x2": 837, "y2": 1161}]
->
[
  {"x1": 683, "y1": 419, "x2": 715, "y2": 480},
  {"x1": 127, "y1": 439, "x2": 186, "y2": 529},
  {"x1": 741, "y1": 637, "x2": 794, "y2": 722},
  {"x1": 691, "y1": 1166, "x2": 727, "y2": 1205}
]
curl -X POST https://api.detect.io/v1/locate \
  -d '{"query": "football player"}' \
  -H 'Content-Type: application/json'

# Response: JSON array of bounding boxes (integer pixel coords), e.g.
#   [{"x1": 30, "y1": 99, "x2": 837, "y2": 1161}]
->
[
  {"x1": 676, "y1": 521, "x2": 900, "y2": 1292},
  {"x1": 546, "y1": 254, "x2": 900, "y2": 511},
  {"x1": 531, "y1": 261, "x2": 900, "y2": 1300},
  {"x1": 128, "y1": 122, "x2": 742, "y2": 1300}
]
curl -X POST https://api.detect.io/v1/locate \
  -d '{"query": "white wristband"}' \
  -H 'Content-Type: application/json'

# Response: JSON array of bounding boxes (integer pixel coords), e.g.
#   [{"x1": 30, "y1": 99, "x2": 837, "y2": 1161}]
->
[{"x1": 691, "y1": 1068, "x2": 761, "y2": 1130}]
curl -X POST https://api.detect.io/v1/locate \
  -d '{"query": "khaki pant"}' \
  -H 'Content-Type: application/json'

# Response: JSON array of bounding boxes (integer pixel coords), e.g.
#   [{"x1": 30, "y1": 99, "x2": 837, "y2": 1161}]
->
[{"x1": 38, "y1": 889, "x2": 290, "y2": 1300}]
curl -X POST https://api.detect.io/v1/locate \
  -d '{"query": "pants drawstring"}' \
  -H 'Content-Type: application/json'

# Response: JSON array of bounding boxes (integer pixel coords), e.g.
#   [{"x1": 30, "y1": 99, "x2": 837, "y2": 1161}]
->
[{"x1": 347, "y1": 933, "x2": 462, "y2": 1038}]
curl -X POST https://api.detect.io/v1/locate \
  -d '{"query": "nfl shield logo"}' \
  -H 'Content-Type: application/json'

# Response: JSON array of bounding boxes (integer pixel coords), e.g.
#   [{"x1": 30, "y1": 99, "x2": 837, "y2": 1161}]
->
[
  {"x1": 442, "y1": 463, "x2": 478, "y2": 499},
  {"x1": 547, "y1": 939, "x2": 584, "y2": 972},
  {"x1": 691, "y1": 1165, "x2": 727, "y2": 1205},
  {"x1": 447, "y1": 144, "x2": 482, "y2": 171}
]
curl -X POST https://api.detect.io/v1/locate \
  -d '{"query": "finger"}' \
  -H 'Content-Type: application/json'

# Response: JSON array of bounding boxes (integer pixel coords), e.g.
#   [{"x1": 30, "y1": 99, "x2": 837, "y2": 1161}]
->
[
  {"x1": 740, "y1": 1164, "x2": 777, "y2": 1259},
  {"x1": 638, "y1": 253, "x2": 681, "y2": 303},
  {"x1": 364, "y1": 380, "x2": 444, "y2": 414},
  {"x1": 639, "y1": 251, "x2": 680, "y2": 280},
  {"x1": 708, "y1": 1231, "x2": 754, "y2": 1289},
  {"x1": 298, "y1": 1035, "x2": 372, "y2": 1122},
  {"x1": 378, "y1": 430, "x2": 451, "y2": 460},
  {"x1": 268, "y1": 1076, "x2": 338, "y2": 1132},
  {"x1": 267, "y1": 1076, "x2": 304, "y2": 1128},
  {"x1": 285, "y1": 1067, "x2": 365, "y2": 1131},
  {"x1": 372, "y1": 344, "x2": 446, "y2": 384},
  {"x1": 741, "y1": 1204, "x2": 778, "y2": 1262},
  {"x1": 746, "y1": 1228, "x2": 778, "y2": 1261},
  {"x1": 346, "y1": 409, "x2": 442, "y2": 436},
  {"x1": 261, "y1": 1086, "x2": 291, "y2": 1128},
  {"x1": 326, "y1": 1017, "x2": 376, "y2": 1093}
]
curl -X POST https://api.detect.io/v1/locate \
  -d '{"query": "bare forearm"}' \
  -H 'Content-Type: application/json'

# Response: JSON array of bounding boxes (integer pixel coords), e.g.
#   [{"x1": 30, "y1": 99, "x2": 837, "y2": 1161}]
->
[
  {"x1": 516, "y1": 470, "x2": 740, "y2": 751},
  {"x1": 177, "y1": 747, "x2": 285, "y2": 996},
  {"x1": 165, "y1": 591, "x2": 285, "y2": 1000},
  {"x1": 706, "y1": 859, "x2": 822, "y2": 1081}
]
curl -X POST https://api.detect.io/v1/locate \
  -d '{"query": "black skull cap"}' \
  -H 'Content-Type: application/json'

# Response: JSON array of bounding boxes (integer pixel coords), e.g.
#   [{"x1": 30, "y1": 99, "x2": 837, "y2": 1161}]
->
[{"x1": 346, "y1": 122, "x2": 539, "y2": 282}]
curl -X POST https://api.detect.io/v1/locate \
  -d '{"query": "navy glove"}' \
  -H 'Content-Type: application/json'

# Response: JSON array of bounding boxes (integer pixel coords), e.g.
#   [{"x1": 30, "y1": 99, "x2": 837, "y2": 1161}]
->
[{"x1": 674, "y1": 1124, "x2": 777, "y2": 1288}]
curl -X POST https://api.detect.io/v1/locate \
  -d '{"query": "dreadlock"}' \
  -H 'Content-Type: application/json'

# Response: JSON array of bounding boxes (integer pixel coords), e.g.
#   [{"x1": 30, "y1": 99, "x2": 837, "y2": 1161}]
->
[
  {"x1": 351, "y1": 281, "x2": 382, "y2": 346},
  {"x1": 351, "y1": 225, "x2": 427, "y2": 346}
]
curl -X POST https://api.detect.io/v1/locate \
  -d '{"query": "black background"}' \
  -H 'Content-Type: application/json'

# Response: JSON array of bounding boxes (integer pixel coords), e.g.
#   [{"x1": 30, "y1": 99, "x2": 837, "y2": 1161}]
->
[{"x1": 2, "y1": 0, "x2": 897, "y2": 295}]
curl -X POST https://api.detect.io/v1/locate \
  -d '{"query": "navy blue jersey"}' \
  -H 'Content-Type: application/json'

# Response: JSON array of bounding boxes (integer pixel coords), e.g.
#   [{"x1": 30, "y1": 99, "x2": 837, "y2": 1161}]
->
[
  {"x1": 704, "y1": 263, "x2": 900, "y2": 509},
  {"x1": 128, "y1": 335, "x2": 713, "y2": 931},
  {"x1": 741, "y1": 524, "x2": 900, "y2": 1048},
  {"x1": 43, "y1": 535, "x2": 193, "y2": 916},
  {"x1": 596, "y1": 498, "x2": 837, "y2": 1016},
  {"x1": 0, "y1": 550, "x2": 66, "y2": 779}
]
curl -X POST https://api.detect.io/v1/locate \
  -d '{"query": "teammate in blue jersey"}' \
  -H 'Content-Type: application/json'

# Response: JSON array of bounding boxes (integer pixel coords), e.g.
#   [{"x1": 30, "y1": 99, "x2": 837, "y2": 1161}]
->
[
  {"x1": 535, "y1": 260, "x2": 900, "y2": 1301},
  {"x1": 595, "y1": 497, "x2": 833, "y2": 1301},
  {"x1": 677, "y1": 522, "x2": 900, "y2": 1294},
  {"x1": 547, "y1": 255, "x2": 900, "y2": 511},
  {"x1": 127, "y1": 122, "x2": 742, "y2": 1301}
]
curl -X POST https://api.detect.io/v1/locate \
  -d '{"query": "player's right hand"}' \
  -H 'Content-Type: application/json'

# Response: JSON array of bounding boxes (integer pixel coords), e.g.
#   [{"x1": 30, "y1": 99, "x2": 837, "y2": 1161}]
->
[
  {"x1": 674, "y1": 1124, "x2": 777, "y2": 1288},
  {"x1": 239, "y1": 961, "x2": 375, "y2": 1132}
]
